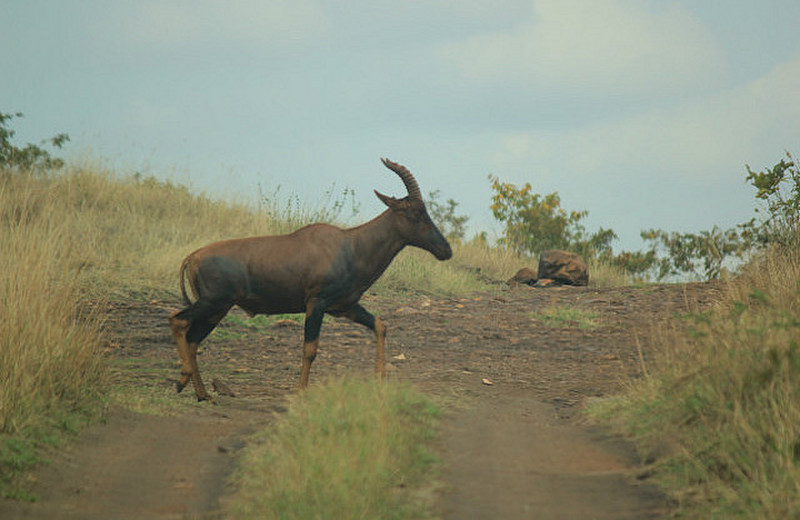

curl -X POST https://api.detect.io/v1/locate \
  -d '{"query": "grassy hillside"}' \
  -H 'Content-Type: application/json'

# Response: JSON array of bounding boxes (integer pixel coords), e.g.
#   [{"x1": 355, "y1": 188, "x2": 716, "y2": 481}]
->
[{"x1": 3, "y1": 162, "x2": 539, "y2": 298}]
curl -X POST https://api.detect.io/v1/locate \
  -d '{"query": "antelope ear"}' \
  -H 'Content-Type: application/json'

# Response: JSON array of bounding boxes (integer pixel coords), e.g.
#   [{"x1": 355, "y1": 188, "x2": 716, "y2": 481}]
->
[{"x1": 374, "y1": 190, "x2": 399, "y2": 208}]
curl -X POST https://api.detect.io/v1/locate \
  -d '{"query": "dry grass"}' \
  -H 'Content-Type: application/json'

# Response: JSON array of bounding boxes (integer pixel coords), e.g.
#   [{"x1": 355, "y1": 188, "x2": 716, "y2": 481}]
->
[
  {"x1": 51, "y1": 160, "x2": 278, "y2": 299},
  {"x1": 0, "y1": 170, "x2": 108, "y2": 497},
  {"x1": 377, "y1": 238, "x2": 631, "y2": 295},
  {"x1": 376, "y1": 246, "x2": 492, "y2": 295},
  {"x1": 452, "y1": 238, "x2": 533, "y2": 282},
  {"x1": 588, "y1": 257, "x2": 632, "y2": 288},
  {"x1": 588, "y1": 241, "x2": 800, "y2": 518},
  {"x1": 0, "y1": 171, "x2": 106, "y2": 435}
]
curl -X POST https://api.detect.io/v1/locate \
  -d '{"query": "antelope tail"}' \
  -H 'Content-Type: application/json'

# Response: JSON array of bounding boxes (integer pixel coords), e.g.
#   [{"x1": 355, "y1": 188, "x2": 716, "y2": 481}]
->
[{"x1": 179, "y1": 256, "x2": 195, "y2": 305}]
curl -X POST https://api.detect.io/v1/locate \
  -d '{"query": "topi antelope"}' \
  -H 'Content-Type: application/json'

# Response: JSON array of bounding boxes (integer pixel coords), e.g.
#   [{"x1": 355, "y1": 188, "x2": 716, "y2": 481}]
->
[{"x1": 169, "y1": 158, "x2": 453, "y2": 401}]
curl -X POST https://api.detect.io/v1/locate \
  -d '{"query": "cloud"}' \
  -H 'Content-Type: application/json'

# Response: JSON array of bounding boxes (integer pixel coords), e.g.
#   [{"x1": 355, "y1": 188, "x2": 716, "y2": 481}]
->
[
  {"x1": 491, "y1": 51, "x2": 800, "y2": 181},
  {"x1": 115, "y1": 0, "x2": 331, "y2": 51},
  {"x1": 440, "y1": 0, "x2": 723, "y2": 96}
]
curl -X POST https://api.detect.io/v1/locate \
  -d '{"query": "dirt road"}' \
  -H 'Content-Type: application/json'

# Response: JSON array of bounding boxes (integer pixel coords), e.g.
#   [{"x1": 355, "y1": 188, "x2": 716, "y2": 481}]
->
[{"x1": 0, "y1": 281, "x2": 719, "y2": 519}]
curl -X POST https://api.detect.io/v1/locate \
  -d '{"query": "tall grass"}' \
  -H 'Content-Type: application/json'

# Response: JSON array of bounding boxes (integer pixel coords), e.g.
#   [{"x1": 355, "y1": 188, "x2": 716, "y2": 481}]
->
[
  {"x1": 375, "y1": 239, "x2": 631, "y2": 295},
  {"x1": 4, "y1": 160, "x2": 627, "y2": 302},
  {"x1": 0, "y1": 171, "x2": 106, "y2": 434},
  {"x1": 376, "y1": 247, "x2": 492, "y2": 295},
  {"x1": 588, "y1": 256, "x2": 632, "y2": 288},
  {"x1": 259, "y1": 183, "x2": 361, "y2": 235},
  {"x1": 0, "y1": 170, "x2": 107, "y2": 496},
  {"x1": 50, "y1": 160, "x2": 278, "y2": 299},
  {"x1": 589, "y1": 241, "x2": 800, "y2": 518},
  {"x1": 226, "y1": 377, "x2": 439, "y2": 520}
]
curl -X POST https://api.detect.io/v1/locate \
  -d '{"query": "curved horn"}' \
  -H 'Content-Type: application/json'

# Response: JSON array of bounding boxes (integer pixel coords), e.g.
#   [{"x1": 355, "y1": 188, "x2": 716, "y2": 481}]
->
[{"x1": 381, "y1": 158, "x2": 422, "y2": 201}]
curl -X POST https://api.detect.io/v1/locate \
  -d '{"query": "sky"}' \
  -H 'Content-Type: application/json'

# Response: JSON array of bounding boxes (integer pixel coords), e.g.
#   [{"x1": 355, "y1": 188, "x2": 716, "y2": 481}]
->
[{"x1": 2, "y1": 1, "x2": 799, "y2": 252}]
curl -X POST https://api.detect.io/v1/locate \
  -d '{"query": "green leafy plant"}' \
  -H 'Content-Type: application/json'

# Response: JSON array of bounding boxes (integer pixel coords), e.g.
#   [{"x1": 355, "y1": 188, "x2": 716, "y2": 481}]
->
[
  {"x1": 740, "y1": 152, "x2": 800, "y2": 252},
  {"x1": 607, "y1": 249, "x2": 657, "y2": 278},
  {"x1": 637, "y1": 153, "x2": 800, "y2": 281}
]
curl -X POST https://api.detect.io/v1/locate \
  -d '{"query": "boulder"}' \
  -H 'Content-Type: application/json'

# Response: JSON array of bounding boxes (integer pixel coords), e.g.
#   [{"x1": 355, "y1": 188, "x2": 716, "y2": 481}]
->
[
  {"x1": 533, "y1": 278, "x2": 560, "y2": 288},
  {"x1": 507, "y1": 267, "x2": 538, "y2": 287},
  {"x1": 537, "y1": 250, "x2": 589, "y2": 286}
]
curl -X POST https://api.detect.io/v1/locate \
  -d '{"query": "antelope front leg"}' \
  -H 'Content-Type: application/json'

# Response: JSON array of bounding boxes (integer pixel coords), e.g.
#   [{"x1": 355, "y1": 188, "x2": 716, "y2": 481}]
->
[
  {"x1": 299, "y1": 298, "x2": 327, "y2": 389},
  {"x1": 343, "y1": 304, "x2": 387, "y2": 380},
  {"x1": 374, "y1": 316, "x2": 387, "y2": 379}
]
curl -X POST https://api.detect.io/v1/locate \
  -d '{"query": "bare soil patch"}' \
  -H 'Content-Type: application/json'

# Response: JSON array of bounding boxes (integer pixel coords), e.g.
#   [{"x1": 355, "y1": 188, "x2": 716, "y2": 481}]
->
[{"x1": 0, "y1": 281, "x2": 720, "y2": 519}]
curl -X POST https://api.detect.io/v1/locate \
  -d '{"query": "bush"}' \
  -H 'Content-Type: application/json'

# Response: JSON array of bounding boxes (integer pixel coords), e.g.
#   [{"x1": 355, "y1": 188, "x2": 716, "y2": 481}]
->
[
  {"x1": 0, "y1": 112, "x2": 69, "y2": 173},
  {"x1": 640, "y1": 226, "x2": 745, "y2": 280},
  {"x1": 591, "y1": 243, "x2": 800, "y2": 518},
  {"x1": 639, "y1": 153, "x2": 800, "y2": 281},
  {"x1": 741, "y1": 152, "x2": 800, "y2": 254}
]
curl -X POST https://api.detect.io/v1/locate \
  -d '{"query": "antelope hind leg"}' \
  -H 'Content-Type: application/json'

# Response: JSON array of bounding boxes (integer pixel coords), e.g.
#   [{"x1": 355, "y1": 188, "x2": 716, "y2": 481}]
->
[
  {"x1": 186, "y1": 341, "x2": 213, "y2": 402},
  {"x1": 183, "y1": 311, "x2": 229, "y2": 402},
  {"x1": 169, "y1": 312, "x2": 193, "y2": 393}
]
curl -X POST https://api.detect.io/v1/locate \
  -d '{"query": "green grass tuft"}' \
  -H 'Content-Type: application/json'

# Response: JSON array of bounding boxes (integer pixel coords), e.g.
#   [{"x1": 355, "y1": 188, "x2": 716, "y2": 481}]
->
[
  {"x1": 534, "y1": 305, "x2": 601, "y2": 329},
  {"x1": 226, "y1": 377, "x2": 440, "y2": 519}
]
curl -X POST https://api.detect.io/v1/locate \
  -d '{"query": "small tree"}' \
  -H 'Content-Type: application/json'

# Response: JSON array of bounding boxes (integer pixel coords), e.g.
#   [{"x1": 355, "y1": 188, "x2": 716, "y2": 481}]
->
[
  {"x1": 0, "y1": 111, "x2": 70, "y2": 173},
  {"x1": 607, "y1": 249, "x2": 657, "y2": 278},
  {"x1": 638, "y1": 153, "x2": 800, "y2": 281},
  {"x1": 488, "y1": 174, "x2": 616, "y2": 258},
  {"x1": 640, "y1": 226, "x2": 744, "y2": 280},
  {"x1": 740, "y1": 152, "x2": 800, "y2": 251},
  {"x1": 426, "y1": 190, "x2": 469, "y2": 242}
]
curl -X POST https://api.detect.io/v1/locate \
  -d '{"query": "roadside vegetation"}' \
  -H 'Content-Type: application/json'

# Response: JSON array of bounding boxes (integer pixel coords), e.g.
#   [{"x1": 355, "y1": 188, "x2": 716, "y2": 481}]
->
[
  {"x1": 0, "y1": 171, "x2": 106, "y2": 498},
  {"x1": 226, "y1": 377, "x2": 439, "y2": 519},
  {"x1": 589, "y1": 155, "x2": 800, "y2": 518}
]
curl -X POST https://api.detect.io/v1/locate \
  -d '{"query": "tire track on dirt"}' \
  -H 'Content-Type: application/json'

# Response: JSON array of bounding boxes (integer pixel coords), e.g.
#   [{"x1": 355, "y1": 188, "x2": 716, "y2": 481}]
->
[
  {"x1": 1, "y1": 405, "x2": 270, "y2": 520},
  {"x1": 439, "y1": 389, "x2": 667, "y2": 519}
]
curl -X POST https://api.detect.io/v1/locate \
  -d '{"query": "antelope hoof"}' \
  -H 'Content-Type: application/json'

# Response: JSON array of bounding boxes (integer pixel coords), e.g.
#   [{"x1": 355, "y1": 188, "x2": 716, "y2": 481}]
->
[
  {"x1": 197, "y1": 393, "x2": 216, "y2": 404},
  {"x1": 176, "y1": 372, "x2": 191, "y2": 393}
]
